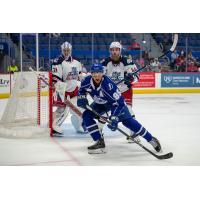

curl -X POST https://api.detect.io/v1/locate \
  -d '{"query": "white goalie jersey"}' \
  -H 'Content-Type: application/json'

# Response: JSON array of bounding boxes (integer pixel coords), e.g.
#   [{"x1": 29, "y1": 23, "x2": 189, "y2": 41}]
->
[
  {"x1": 51, "y1": 55, "x2": 85, "y2": 134},
  {"x1": 52, "y1": 55, "x2": 82, "y2": 92}
]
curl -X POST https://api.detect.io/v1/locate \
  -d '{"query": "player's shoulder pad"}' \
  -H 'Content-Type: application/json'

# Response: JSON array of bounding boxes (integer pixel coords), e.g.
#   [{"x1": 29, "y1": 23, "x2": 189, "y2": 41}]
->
[
  {"x1": 121, "y1": 56, "x2": 134, "y2": 65},
  {"x1": 101, "y1": 57, "x2": 111, "y2": 66},
  {"x1": 72, "y1": 56, "x2": 81, "y2": 63},
  {"x1": 81, "y1": 75, "x2": 92, "y2": 86},
  {"x1": 52, "y1": 55, "x2": 65, "y2": 65}
]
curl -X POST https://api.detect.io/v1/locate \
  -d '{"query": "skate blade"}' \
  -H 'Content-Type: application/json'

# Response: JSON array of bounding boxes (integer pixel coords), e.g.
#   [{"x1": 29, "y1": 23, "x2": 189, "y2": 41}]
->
[
  {"x1": 76, "y1": 130, "x2": 88, "y2": 134},
  {"x1": 88, "y1": 148, "x2": 106, "y2": 154},
  {"x1": 52, "y1": 133, "x2": 64, "y2": 137},
  {"x1": 127, "y1": 138, "x2": 141, "y2": 144}
]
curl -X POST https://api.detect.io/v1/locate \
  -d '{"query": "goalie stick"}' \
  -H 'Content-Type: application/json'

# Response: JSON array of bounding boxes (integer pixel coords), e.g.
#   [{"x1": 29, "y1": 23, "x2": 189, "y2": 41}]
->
[{"x1": 116, "y1": 33, "x2": 178, "y2": 85}]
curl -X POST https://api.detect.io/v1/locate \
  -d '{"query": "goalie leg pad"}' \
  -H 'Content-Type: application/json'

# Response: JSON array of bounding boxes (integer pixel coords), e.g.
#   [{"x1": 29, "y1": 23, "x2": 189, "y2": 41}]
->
[
  {"x1": 53, "y1": 106, "x2": 70, "y2": 126},
  {"x1": 53, "y1": 106, "x2": 70, "y2": 133},
  {"x1": 69, "y1": 95, "x2": 86, "y2": 133},
  {"x1": 71, "y1": 114, "x2": 85, "y2": 133},
  {"x1": 52, "y1": 125, "x2": 64, "y2": 134}
]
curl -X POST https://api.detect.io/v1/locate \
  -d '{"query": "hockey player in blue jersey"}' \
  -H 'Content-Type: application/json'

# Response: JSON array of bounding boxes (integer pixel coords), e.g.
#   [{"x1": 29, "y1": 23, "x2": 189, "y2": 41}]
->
[{"x1": 77, "y1": 63, "x2": 161, "y2": 154}]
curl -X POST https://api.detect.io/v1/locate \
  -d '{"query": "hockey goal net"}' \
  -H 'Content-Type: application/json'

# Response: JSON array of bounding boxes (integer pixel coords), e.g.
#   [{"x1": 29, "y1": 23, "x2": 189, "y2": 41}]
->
[{"x1": 0, "y1": 71, "x2": 53, "y2": 138}]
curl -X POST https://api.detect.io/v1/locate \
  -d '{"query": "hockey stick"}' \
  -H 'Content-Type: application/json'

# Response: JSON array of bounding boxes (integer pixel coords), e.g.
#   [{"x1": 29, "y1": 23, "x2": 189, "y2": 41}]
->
[
  {"x1": 35, "y1": 69, "x2": 173, "y2": 159},
  {"x1": 116, "y1": 34, "x2": 178, "y2": 85},
  {"x1": 35, "y1": 70, "x2": 173, "y2": 160},
  {"x1": 85, "y1": 105, "x2": 173, "y2": 160},
  {"x1": 34, "y1": 74, "x2": 173, "y2": 160}
]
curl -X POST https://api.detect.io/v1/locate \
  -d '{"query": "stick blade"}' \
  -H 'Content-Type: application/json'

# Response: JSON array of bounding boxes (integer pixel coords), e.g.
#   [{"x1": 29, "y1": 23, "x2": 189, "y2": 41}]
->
[{"x1": 157, "y1": 152, "x2": 173, "y2": 160}]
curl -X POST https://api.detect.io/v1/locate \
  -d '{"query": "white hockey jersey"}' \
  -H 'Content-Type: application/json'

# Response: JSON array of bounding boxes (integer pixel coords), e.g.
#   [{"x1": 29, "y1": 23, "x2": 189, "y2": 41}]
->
[
  {"x1": 101, "y1": 56, "x2": 139, "y2": 93},
  {"x1": 52, "y1": 56, "x2": 82, "y2": 92}
]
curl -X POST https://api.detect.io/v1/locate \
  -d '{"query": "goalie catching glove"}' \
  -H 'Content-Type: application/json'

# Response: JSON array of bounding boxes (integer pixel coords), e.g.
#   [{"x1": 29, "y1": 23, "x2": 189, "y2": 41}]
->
[{"x1": 53, "y1": 81, "x2": 67, "y2": 102}]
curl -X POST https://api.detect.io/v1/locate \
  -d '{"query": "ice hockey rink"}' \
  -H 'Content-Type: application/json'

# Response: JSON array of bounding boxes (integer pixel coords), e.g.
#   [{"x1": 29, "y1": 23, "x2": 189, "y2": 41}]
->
[{"x1": 0, "y1": 93, "x2": 199, "y2": 166}]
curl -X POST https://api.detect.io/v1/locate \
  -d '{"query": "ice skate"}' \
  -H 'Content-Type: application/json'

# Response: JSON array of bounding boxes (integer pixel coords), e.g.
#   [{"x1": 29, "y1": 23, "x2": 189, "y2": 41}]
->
[
  {"x1": 149, "y1": 137, "x2": 162, "y2": 152},
  {"x1": 52, "y1": 125, "x2": 64, "y2": 137},
  {"x1": 127, "y1": 132, "x2": 141, "y2": 143},
  {"x1": 88, "y1": 137, "x2": 106, "y2": 154}
]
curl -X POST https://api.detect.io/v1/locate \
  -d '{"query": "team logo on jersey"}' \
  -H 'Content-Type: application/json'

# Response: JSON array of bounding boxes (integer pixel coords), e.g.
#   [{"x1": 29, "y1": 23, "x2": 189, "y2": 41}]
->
[
  {"x1": 112, "y1": 72, "x2": 122, "y2": 81},
  {"x1": 71, "y1": 67, "x2": 78, "y2": 75},
  {"x1": 67, "y1": 66, "x2": 78, "y2": 80},
  {"x1": 94, "y1": 95, "x2": 107, "y2": 104}
]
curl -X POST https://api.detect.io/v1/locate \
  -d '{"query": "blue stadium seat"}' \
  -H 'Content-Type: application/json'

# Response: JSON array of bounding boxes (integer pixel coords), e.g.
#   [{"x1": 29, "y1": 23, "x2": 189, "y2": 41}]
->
[{"x1": 81, "y1": 37, "x2": 90, "y2": 44}]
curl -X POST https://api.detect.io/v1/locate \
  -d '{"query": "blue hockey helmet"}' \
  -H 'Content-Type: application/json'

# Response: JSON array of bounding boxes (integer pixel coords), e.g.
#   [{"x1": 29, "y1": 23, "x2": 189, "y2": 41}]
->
[{"x1": 90, "y1": 63, "x2": 104, "y2": 73}]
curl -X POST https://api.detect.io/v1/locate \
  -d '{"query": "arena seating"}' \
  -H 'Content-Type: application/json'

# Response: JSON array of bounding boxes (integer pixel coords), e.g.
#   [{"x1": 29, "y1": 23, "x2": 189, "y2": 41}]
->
[
  {"x1": 153, "y1": 33, "x2": 200, "y2": 60},
  {"x1": 10, "y1": 33, "x2": 141, "y2": 67}
]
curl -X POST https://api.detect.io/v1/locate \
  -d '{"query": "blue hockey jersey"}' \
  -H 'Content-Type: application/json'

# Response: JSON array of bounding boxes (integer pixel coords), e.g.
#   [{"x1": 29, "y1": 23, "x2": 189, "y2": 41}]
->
[{"x1": 78, "y1": 75, "x2": 127, "y2": 117}]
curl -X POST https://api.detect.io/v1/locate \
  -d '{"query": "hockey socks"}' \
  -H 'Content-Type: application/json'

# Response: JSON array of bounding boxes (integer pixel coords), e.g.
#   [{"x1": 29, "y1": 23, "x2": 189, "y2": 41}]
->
[{"x1": 122, "y1": 118, "x2": 152, "y2": 142}]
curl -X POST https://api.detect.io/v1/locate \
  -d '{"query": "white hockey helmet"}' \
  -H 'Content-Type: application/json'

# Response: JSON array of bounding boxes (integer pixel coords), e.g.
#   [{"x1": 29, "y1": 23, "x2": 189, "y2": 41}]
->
[
  {"x1": 109, "y1": 41, "x2": 122, "y2": 52},
  {"x1": 61, "y1": 41, "x2": 72, "y2": 57}
]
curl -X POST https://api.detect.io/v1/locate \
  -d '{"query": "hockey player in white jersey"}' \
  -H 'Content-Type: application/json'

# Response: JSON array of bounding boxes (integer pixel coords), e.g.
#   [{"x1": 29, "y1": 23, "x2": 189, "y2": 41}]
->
[
  {"x1": 101, "y1": 41, "x2": 140, "y2": 142},
  {"x1": 52, "y1": 41, "x2": 85, "y2": 135}
]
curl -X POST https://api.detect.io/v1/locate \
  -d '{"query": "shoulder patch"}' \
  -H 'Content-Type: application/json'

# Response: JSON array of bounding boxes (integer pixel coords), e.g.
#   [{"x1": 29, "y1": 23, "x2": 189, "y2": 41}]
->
[{"x1": 108, "y1": 83, "x2": 113, "y2": 90}]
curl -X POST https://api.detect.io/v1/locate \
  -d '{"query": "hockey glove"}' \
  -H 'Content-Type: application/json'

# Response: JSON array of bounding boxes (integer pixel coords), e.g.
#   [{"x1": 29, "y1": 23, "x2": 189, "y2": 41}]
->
[
  {"x1": 77, "y1": 95, "x2": 89, "y2": 109},
  {"x1": 107, "y1": 116, "x2": 119, "y2": 131},
  {"x1": 124, "y1": 73, "x2": 139, "y2": 88},
  {"x1": 53, "y1": 81, "x2": 67, "y2": 102},
  {"x1": 124, "y1": 73, "x2": 134, "y2": 88}
]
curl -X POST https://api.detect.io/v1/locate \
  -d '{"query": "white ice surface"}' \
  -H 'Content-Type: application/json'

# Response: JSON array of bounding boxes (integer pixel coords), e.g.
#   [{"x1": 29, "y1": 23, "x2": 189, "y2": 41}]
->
[{"x1": 0, "y1": 93, "x2": 200, "y2": 166}]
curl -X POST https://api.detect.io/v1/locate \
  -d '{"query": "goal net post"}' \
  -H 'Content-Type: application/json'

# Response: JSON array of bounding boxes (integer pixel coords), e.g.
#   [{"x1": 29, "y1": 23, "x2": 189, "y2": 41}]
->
[{"x1": 0, "y1": 71, "x2": 53, "y2": 138}]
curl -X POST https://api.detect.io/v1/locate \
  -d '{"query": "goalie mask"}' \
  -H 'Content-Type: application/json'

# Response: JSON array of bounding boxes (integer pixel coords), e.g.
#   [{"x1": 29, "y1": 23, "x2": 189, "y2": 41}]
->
[
  {"x1": 61, "y1": 41, "x2": 72, "y2": 59},
  {"x1": 109, "y1": 41, "x2": 122, "y2": 60}
]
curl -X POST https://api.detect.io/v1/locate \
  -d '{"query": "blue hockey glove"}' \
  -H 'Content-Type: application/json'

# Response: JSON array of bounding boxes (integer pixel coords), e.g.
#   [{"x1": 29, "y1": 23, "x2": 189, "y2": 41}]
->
[
  {"x1": 107, "y1": 116, "x2": 119, "y2": 131},
  {"x1": 77, "y1": 95, "x2": 89, "y2": 109}
]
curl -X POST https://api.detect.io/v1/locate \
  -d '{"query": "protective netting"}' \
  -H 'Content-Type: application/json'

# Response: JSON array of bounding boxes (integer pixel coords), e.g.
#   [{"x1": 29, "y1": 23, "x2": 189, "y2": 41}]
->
[{"x1": 0, "y1": 71, "x2": 51, "y2": 138}]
